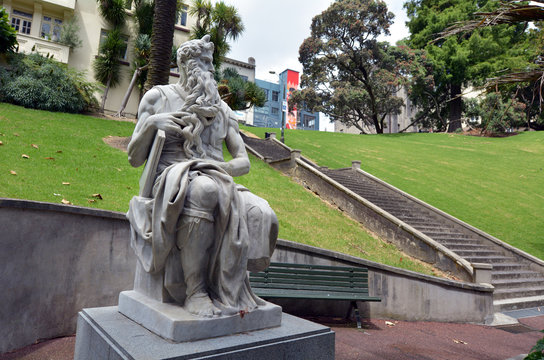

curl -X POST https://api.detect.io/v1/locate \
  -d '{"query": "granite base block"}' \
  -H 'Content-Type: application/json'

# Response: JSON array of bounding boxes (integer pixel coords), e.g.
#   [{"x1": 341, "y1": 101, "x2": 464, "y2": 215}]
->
[
  {"x1": 118, "y1": 290, "x2": 282, "y2": 342},
  {"x1": 74, "y1": 306, "x2": 335, "y2": 360}
]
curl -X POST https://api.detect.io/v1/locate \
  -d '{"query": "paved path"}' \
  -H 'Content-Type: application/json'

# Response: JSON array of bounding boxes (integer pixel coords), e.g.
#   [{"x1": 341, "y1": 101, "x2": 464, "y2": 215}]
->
[{"x1": 2, "y1": 313, "x2": 542, "y2": 360}]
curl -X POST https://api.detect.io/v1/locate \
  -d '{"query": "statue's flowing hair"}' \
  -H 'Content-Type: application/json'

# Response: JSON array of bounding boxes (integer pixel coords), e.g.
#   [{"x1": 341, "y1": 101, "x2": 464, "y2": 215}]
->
[{"x1": 176, "y1": 35, "x2": 221, "y2": 158}]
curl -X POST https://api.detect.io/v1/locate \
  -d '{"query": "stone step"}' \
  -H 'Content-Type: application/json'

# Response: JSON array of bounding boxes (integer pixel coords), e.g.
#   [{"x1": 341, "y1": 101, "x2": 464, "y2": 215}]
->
[
  {"x1": 463, "y1": 256, "x2": 517, "y2": 264},
  {"x1": 492, "y1": 277, "x2": 544, "y2": 289},
  {"x1": 492, "y1": 263, "x2": 531, "y2": 271},
  {"x1": 423, "y1": 232, "x2": 472, "y2": 240},
  {"x1": 411, "y1": 225, "x2": 456, "y2": 232},
  {"x1": 493, "y1": 286, "x2": 544, "y2": 300},
  {"x1": 492, "y1": 270, "x2": 542, "y2": 280},
  {"x1": 494, "y1": 295, "x2": 544, "y2": 312},
  {"x1": 453, "y1": 250, "x2": 505, "y2": 257},
  {"x1": 442, "y1": 244, "x2": 492, "y2": 251}
]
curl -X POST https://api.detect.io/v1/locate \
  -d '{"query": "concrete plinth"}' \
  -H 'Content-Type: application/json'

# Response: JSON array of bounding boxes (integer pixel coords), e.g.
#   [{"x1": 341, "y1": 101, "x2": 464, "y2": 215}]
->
[
  {"x1": 118, "y1": 290, "x2": 282, "y2": 342},
  {"x1": 74, "y1": 306, "x2": 335, "y2": 360}
]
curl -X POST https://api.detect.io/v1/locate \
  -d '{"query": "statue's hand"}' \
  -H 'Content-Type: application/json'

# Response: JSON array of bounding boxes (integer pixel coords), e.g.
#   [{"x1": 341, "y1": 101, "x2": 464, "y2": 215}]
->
[{"x1": 147, "y1": 112, "x2": 186, "y2": 136}]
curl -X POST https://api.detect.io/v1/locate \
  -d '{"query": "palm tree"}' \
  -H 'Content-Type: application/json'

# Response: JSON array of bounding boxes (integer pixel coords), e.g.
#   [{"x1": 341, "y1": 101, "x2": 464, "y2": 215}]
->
[
  {"x1": 144, "y1": 0, "x2": 178, "y2": 89},
  {"x1": 94, "y1": 0, "x2": 127, "y2": 113},
  {"x1": 189, "y1": 0, "x2": 244, "y2": 70}
]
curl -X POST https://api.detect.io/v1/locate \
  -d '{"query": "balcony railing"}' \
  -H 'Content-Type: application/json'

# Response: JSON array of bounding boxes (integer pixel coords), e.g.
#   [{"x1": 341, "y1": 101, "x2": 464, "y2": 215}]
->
[{"x1": 16, "y1": 34, "x2": 70, "y2": 63}]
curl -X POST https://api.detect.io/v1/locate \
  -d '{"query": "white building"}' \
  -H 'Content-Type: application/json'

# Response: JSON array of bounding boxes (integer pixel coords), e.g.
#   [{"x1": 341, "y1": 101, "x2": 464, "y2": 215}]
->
[{"x1": 1, "y1": 0, "x2": 195, "y2": 116}]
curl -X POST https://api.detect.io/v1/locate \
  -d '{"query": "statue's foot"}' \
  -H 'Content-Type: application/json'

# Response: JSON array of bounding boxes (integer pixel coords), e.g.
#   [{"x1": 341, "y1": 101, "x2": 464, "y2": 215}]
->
[{"x1": 184, "y1": 292, "x2": 222, "y2": 317}]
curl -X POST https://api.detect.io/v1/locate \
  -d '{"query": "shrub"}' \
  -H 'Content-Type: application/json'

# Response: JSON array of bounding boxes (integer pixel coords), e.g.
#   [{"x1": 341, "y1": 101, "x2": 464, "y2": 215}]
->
[{"x1": 0, "y1": 53, "x2": 98, "y2": 113}]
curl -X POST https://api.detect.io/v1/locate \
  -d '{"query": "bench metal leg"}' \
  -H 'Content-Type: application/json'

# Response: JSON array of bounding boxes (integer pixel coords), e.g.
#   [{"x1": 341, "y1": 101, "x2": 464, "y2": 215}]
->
[{"x1": 348, "y1": 301, "x2": 362, "y2": 329}]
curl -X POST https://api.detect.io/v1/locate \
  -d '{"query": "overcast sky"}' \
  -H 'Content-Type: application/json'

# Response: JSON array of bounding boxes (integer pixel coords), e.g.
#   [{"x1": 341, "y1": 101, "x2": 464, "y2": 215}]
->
[{"x1": 217, "y1": 0, "x2": 409, "y2": 81}]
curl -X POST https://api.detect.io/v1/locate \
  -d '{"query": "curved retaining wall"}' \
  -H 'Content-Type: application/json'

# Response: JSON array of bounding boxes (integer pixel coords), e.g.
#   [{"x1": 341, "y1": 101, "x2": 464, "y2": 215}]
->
[
  {"x1": 0, "y1": 198, "x2": 494, "y2": 354},
  {"x1": 0, "y1": 199, "x2": 136, "y2": 354}
]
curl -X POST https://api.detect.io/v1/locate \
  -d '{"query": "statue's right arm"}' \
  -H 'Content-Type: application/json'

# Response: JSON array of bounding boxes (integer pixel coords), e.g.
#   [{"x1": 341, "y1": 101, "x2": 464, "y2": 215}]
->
[{"x1": 127, "y1": 89, "x2": 162, "y2": 167}]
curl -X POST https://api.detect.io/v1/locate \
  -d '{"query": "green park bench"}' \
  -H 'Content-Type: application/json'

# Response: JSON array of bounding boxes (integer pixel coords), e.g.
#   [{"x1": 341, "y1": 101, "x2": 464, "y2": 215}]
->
[{"x1": 249, "y1": 262, "x2": 381, "y2": 328}]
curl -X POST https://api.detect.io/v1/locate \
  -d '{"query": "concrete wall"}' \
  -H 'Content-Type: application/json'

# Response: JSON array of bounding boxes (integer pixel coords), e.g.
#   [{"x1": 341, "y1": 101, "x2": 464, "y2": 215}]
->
[
  {"x1": 0, "y1": 198, "x2": 493, "y2": 354},
  {"x1": 0, "y1": 199, "x2": 135, "y2": 354}
]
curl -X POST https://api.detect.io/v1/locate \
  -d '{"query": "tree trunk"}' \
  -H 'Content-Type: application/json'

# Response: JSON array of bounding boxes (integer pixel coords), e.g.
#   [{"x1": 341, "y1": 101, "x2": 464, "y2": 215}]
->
[
  {"x1": 145, "y1": 0, "x2": 177, "y2": 91},
  {"x1": 100, "y1": 75, "x2": 112, "y2": 113},
  {"x1": 448, "y1": 84, "x2": 463, "y2": 132}
]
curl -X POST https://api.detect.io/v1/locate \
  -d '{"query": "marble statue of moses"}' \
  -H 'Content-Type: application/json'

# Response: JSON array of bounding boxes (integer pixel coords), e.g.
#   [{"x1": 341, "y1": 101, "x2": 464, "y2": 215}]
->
[{"x1": 126, "y1": 35, "x2": 278, "y2": 318}]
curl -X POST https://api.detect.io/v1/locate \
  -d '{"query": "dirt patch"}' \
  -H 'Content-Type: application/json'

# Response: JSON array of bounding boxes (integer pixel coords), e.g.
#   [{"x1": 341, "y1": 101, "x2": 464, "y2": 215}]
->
[
  {"x1": 103, "y1": 136, "x2": 131, "y2": 152},
  {"x1": 463, "y1": 129, "x2": 519, "y2": 138},
  {"x1": 240, "y1": 129, "x2": 260, "y2": 139}
]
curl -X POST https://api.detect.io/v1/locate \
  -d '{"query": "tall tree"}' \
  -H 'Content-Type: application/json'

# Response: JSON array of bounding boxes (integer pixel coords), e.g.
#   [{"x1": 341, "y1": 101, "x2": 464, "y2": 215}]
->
[
  {"x1": 145, "y1": 0, "x2": 178, "y2": 89},
  {"x1": 0, "y1": 7, "x2": 17, "y2": 54},
  {"x1": 93, "y1": 0, "x2": 127, "y2": 113},
  {"x1": 189, "y1": 0, "x2": 244, "y2": 71},
  {"x1": 405, "y1": 0, "x2": 531, "y2": 132},
  {"x1": 295, "y1": 0, "x2": 421, "y2": 134}
]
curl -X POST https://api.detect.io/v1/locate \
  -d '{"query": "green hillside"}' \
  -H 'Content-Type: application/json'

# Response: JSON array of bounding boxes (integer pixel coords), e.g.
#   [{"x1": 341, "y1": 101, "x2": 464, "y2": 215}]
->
[
  {"x1": 0, "y1": 103, "x2": 436, "y2": 275},
  {"x1": 243, "y1": 126, "x2": 544, "y2": 261}
]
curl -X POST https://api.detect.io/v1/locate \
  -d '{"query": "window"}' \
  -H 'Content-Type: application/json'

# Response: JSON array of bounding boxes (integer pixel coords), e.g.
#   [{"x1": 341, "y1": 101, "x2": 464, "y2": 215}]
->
[
  {"x1": 99, "y1": 29, "x2": 129, "y2": 60},
  {"x1": 271, "y1": 107, "x2": 279, "y2": 115},
  {"x1": 11, "y1": 9, "x2": 33, "y2": 35},
  {"x1": 41, "y1": 16, "x2": 62, "y2": 41},
  {"x1": 272, "y1": 91, "x2": 279, "y2": 102},
  {"x1": 260, "y1": 88, "x2": 269, "y2": 100},
  {"x1": 176, "y1": 6, "x2": 188, "y2": 27},
  {"x1": 303, "y1": 115, "x2": 315, "y2": 128}
]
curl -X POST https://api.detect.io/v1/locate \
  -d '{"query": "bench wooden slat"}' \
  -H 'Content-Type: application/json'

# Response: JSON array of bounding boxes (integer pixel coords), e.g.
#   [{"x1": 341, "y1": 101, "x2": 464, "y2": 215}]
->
[
  {"x1": 251, "y1": 282, "x2": 370, "y2": 293},
  {"x1": 252, "y1": 288, "x2": 381, "y2": 302},
  {"x1": 251, "y1": 271, "x2": 369, "y2": 282},
  {"x1": 259, "y1": 267, "x2": 368, "y2": 277},
  {"x1": 250, "y1": 278, "x2": 370, "y2": 290},
  {"x1": 267, "y1": 262, "x2": 368, "y2": 272},
  {"x1": 249, "y1": 273, "x2": 368, "y2": 284}
]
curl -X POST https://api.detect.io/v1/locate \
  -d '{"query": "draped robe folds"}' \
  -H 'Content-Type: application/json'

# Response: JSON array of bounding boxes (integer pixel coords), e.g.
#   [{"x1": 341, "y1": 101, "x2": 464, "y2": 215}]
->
[{"x1": 126, "y1": 84, "x2": 277, "y2": 316}]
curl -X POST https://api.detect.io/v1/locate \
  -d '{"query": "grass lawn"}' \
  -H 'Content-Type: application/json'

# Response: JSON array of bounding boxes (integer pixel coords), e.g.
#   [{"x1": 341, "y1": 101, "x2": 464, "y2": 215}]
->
[
  {"x1": 0, "y1": 103, "x2": 436, "y2": 275},
  {"x1": 243, "y1": 126, "x2": 544, "y2": 261}
]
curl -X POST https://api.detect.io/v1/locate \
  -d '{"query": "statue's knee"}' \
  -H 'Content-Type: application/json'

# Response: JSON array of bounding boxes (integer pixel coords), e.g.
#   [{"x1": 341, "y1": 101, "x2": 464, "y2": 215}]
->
[{"x1": 186, "y1": 176, "x2": 218, "y2": 211}]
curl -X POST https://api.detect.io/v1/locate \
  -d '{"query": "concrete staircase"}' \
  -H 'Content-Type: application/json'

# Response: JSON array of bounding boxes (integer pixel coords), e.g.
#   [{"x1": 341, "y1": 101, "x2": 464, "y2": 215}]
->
[{"x1": 320, "y1": 167, "x2": 544, "y2": 312}]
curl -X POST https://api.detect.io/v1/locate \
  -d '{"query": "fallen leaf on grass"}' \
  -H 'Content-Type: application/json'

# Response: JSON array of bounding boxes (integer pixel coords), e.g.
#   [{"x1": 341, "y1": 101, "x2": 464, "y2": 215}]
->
[
  {"x1": 0, "y1": 141, "x2": 3, "y2": 145},
  {"x1": 87, "y1": 199, "x2": 96, "y2": 204},
  {"x1": 21, "y1": 154, "x2": 29, "y2": 159},
  {"x1": 31, "y1": 144, "x2": 39, "y2": 149},
  {"x1": 56, "y1": 150, "x2": 63, "y2": 153},
  {"x1": 61, "y1": 199, "x2": 72, "y2": 205},
  {"x1": 44, "y1": 157, "x2": 55, "y2": 160},
  {"x1": 53, "y1": 193, "x2": 61, "y2": 196},
  {"x1": 14, "y1": 133, "x2": 19, "y2": 137},
  {"x1": 453, "y1": 339, "x2": 468, "y2": 345},
  {"x1": 10, "y1": 170, "x2": 17, "y2": 175},
  {"x1": 62, "y1": 182, "x2": 70, "y2": 185},
  {"x1": 115, "y1": 167, "x2": 122, "y2": 172},
  {"x1": 92, "y1": 193, "x2": 103, "y2": 200},
  {"x1": 385, "y1": 321, "x2": 396, "y2": 327}
]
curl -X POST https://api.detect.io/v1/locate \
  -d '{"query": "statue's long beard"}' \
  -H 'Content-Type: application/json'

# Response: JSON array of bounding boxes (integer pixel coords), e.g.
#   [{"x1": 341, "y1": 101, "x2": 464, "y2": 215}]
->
[{"x1": 178, "y1": 61, "x2": 222, "y2": 158}]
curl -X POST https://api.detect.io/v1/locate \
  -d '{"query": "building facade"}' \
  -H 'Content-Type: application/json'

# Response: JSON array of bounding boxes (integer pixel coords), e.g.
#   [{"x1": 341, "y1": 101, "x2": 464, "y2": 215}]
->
[
  {"x1": 254, "y1": 69, "x2": 319, "y2": 131},
  {"x1": 335, "y1": 87, "x2": 418, "y2": 134},
  {"x1": 220, "y1": 56, "x2": 256, "y2": 125},
  {"x1": 1, "y1": 0, "x2": 194, "y2": 116}
]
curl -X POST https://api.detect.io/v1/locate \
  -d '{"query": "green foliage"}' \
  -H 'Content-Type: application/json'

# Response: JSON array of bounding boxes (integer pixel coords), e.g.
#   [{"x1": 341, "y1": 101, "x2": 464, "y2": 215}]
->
[
  {"x1": 297, "y1": 0, "x2": 429, "y2": 134},
  {"x1": 189, "y1": 0, "x2": 244, "y2": 70},
  {"x1": 0, "y1": 7, "x2": 17, "y2": 53},
  {"x1": 464, "y1": 92, "x2": 526, "y2": 133},
  {"x1": 0, "y1": 53, "x2": 99, "y2": 113},
  {"x1": 405, "y1": 0, "x2": 533, "y2": 131},
  {"x1": 525, "y1": 331, "x2": 544, "y2": 359},
  {"x1": 96, "y1": 0, "x2": 127, "y2": 28},
  {"x1": 58, "y1": 15, "x2": 82, "y2": 49},
  {"x1": 93, "y1": 28, "x2": 124, "y2": 87},
  {"x1": 217, "y1": 68, "x2": 266, "y2": 110}
]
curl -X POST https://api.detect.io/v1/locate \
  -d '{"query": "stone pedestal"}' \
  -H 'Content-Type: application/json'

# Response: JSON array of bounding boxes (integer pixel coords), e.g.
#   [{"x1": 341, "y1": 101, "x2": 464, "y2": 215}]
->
[
  {"x1": 118, "y1": 290, "x2": 282, "y2": 342},
  {"x1": 74, "y1": 306, "x2": 335, "y2": 360}
]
